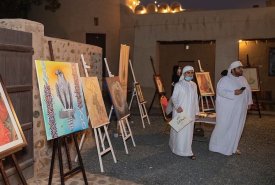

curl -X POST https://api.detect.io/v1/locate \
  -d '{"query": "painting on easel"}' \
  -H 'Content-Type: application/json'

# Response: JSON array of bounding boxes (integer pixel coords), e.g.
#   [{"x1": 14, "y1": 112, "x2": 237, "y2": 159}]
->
[
  {"x1": 0, "y1": 78, "x2": 27, "y2": 159},
  {"x1": 153, "y1": 75, "x2": 165, "y2": 94},
  {"x1": 119, "y1": 44, "x2": 130, "y2": 101},
  {"x1": 35, "y1": 60, "x2": 89, "y2": 140},
  {"x1": 106, "y1": 77, "x2": 130, "y2": 120},
  {"x1": 135, "y1": 83, "x2": 145, "y2": 103},
  {"x1": 82, "y1": 77, "x2": 109, "y2": 128},
  {"x1": 243, "y1": 67, "x2": 260, "y2": 92},
  {"x1": 195, "y1": 72, "x2": 215, "y2": 96}
]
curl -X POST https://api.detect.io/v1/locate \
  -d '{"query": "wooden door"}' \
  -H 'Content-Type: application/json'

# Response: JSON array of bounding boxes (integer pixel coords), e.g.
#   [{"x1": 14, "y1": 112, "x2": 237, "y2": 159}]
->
[{"x1": 0, "y1": 27, "x2": 33, "y2": 182}]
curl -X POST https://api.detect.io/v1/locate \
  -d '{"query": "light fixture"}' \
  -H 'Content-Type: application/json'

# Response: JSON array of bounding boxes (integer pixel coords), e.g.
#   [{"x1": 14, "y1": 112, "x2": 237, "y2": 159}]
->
[{"x1": 185, "y1": 45, "x2": 189, "y2": 50}]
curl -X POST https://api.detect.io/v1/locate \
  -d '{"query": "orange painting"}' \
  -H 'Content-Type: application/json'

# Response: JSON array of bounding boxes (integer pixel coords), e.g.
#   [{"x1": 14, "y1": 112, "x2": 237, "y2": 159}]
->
[{"x1": 195, "y1": 72, "x2": 215, "y2": 96}]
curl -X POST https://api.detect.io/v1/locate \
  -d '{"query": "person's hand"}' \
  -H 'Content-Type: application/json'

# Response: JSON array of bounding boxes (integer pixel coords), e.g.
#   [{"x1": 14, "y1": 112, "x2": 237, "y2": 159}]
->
[
  {"x1": 176, "y1": 107, "x2": 183, "y2": 113},
  {"x1": 234, "y1": 89, "x2": 244, "y2": 95}
]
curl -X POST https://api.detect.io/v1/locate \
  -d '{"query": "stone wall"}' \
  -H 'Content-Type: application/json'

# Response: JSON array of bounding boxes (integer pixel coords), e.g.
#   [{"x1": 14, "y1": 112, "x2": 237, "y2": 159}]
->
[{"x1": 0, "y1": 19, "x2": 102, "y2": 174}]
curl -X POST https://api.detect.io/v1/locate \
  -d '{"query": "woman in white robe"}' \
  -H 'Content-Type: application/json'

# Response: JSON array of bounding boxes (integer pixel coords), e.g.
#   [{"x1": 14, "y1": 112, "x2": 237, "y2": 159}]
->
[
  {"x1": 169, "y1": 66, "x2": 199, "y2": 159},
  {"x1": 209, "y1": 61, "x2": 253, "y2": 156}
]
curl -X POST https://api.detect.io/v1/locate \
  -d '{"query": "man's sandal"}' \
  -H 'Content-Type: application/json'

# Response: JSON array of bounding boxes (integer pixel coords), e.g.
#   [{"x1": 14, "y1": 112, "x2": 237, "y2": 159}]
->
[{"x1": 189, "y1": 155, "x2": 196, "y2": 160}]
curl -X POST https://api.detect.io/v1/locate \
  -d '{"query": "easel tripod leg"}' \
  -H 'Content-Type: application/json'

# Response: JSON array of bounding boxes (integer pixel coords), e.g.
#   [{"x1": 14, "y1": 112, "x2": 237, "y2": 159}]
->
[
  {"x1": 11, "y1": 154, "x2": 27, "y2": 185},
  {"x1": 48, "y1": 140, "x2": 57, "y2": 185},
  {"x1": 72, "y1": 134, "x2": 88, "y2": 184},
  {"x1": 0, "y1": 160, "x2": 10, "y2": 185},
  {"x1": 148, "y1": 90, "x2": 157, "y2": 113},
  {"x1": 57, "y1": 139, "x2": 65, "y2": 185}
]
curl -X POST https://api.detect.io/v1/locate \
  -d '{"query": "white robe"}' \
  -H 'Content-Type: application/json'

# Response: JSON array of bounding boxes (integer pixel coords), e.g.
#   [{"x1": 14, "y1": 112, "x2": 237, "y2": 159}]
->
[
  {"x1": 209, "y1": 74, "x2": 253, "y2": 155},
  {"x1": 169, "y1": 80, "x2": 199, "y2": 156}
]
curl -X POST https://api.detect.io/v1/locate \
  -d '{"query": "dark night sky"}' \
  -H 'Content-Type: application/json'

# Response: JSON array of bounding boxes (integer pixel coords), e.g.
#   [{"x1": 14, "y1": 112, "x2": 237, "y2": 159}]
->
[{"x1": 140, "y1": 0, "x2": 267, "y2": 10}]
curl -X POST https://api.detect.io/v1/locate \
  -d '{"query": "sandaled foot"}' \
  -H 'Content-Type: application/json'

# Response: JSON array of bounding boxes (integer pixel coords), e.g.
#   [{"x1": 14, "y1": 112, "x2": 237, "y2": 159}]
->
[
  {"x1": 235, "y1": 149, "x2": 241, "y2": 155},
  {"x1": 189, "y1": 155, "x2": 196, "y2": 160}
]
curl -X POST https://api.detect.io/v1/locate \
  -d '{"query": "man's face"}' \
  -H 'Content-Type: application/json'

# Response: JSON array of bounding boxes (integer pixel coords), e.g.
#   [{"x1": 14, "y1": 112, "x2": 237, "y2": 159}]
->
[
  {"x1": 184, "y1": 70, "x2": 194, "y2": 78},
  {"x1": 232, "y1": 66, "x2": 243, "y2": 76}
]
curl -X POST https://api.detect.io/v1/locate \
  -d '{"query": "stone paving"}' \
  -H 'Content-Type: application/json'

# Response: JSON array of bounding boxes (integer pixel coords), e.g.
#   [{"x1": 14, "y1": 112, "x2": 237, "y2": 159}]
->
[
  {"x1": 27, "y1": 111, "x2": 275, "y2": 185},
  {"x1": 27, "y1": 169, "x2": 140, "y2": 185}
]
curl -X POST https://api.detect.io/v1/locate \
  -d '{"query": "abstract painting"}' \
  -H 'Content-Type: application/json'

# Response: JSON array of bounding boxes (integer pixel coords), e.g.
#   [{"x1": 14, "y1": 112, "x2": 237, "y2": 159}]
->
[
  {"x1": 119, "y1": 44, "x2": 130, "y2": 101},
  {"x1": 0, "y1": 77, "x2": 26, "y2": 158},
  {"x1": 153, "y1": 75, "x2": 165, "y2": 94},
  {"x1": 106, "y1": 77, "x2": 130, "y2": 120},
  {"x1": 243, "y1": 68, "x2": 260, "y2": 91},
  {"x1": 35, "y1": 60, "x2": 89, "y2": 140},
  {"x1": 195, "y1": 72, "x2": 215, "y2": 96},
  {"x1": 81, "y1": 77, "x2": 109, "y2": 128}
]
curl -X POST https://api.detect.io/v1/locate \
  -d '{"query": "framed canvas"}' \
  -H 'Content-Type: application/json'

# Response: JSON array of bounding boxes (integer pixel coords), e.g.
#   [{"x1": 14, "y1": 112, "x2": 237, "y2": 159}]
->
[
  {"x1": 242, "y1": 67, "x2": 260, "y2": 92},
  {"x1": 269, "y1": 47, "x2": 275, "y2": 76},
  {"x1": 105, "y1": 77, "x2": 130, "y2": 120},
  {"x1": 119, "y1": 44, "x2": 130, "y2": 101},
  {"x1": 81, "y1": 77, "x2": 109, "y2": 128},
  {"x1": 153, "y1": 75, "x2": 165, "y2": 94},
  {"x1": 35, "y1": 60, "x2": 89, "y2": 140},
  {"x1": 195, "y1": 72, "x2": 215, "y2": 96},
  {"x1": 135, "y1": 83, "x2": 145, "y2": 103},
  {"x1": 0, "y1": 77, "x2": 27, "y2": 159}
]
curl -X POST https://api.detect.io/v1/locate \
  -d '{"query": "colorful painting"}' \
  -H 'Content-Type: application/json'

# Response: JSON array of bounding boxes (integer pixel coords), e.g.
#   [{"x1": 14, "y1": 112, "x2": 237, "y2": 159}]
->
[
  {"x1": 35, "y1": 60, "x2": 89, "y2": 140},
  {"x1": 135, "y1": 83, "x2": 145, "y2": 103},
  {"x1": 106, "y1": 77, "x2": 130, "y2": 120},
  {"x1": 0, "y1": 78, "x2": 26, "y2": 158},
  {"x1": 153, "y1": 75, "x2": 165, "y2": 94},
  {"x1": 195, "y1": 72, "x2": 215, "y2": 96},
  {"x1": 243, "y1": 68, "x2": 260, "y2": 91},
  {"x1": 81, "y1": 77, "x2": 109, "y2": 128},
  {"x1": 119, "y1": 44, "x2": 130, "y2": 101}
]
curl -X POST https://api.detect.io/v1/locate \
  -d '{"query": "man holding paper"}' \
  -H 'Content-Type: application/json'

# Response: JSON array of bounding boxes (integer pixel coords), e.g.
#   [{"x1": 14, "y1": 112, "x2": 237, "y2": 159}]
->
[
  {"x1": 169, "y1": 66, "x2": 199, "y2": 160},
  {"x1": 209, "y1": 61, "x2": 252, "y2": 156}
]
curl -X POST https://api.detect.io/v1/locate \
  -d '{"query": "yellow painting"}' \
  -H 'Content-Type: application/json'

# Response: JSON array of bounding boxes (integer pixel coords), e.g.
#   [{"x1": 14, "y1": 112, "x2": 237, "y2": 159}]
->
[
  {"x1": 81, "y1": 77, "x2": 109, "y2": 128},
  {"x1": 135, "y1": 83, "x2": 145, "y2": 103},
  {"x1": 119, "y1": 44, "x2": 130, "y2": 101}
]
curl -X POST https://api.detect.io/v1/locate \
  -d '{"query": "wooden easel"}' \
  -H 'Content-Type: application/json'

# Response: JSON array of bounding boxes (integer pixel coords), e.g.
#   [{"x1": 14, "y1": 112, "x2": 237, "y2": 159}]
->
[
  {"x1": 104, "y1": 58, "x2": 136, "y2": 154},
  {"x1": 128, "y1": 60, "x2": 151, "y2": 128},
  {"x1": 48, "y1": 41, "x2": 73, "y2": 169},
  {"x1": 197, "y1": 60, "x2": 215, "y2": 112},
  {"x1": 75, "y1": 55, "x2": 117, "y2": 172},
  {"x1": 48, "y1": 134, "x2": 88, "y2": 185},
  {"x1": 0, "y1": 154, "x2": 27, "y2": 185},
  {"x1": 252, "y1": 91, "x2": 261, "y2": 118},
  {"x1": 148, "y1": 56, "x2": 162, "y2": 113},
  {"x1": 118, "y1": 115, "x2": 136, "y2": 154},
  {"x1": 246, "y1": 55, "x2": 261, "y2": 118}
]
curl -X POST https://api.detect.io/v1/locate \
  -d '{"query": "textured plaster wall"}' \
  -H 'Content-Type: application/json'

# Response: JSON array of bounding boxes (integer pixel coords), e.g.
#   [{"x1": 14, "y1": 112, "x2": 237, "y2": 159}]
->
[
  {"x1": 29, "y1": 0, "x2": 121, "y2": 74},
  {"x1": 159, "y1": 43, "x2": 216, "y2": 96},
  {"x1": 0, "y1": 19, "x2": 102, "y2": 174},
  {"x1": 124, "y1": 7, "x2": 275, "y2": 101},
  {"x1": 239, "y1": 40, "x2": 275, "y2": 100}
]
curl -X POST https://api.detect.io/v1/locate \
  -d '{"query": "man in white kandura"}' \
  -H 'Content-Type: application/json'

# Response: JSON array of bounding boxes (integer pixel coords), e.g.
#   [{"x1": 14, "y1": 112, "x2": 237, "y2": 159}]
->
[
  {"x1": 209, "y1": 61, "x2": 253, "y2": 156},
  {"x1": 169, "y1": 66, "x2": 199, "y2": 160}
]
